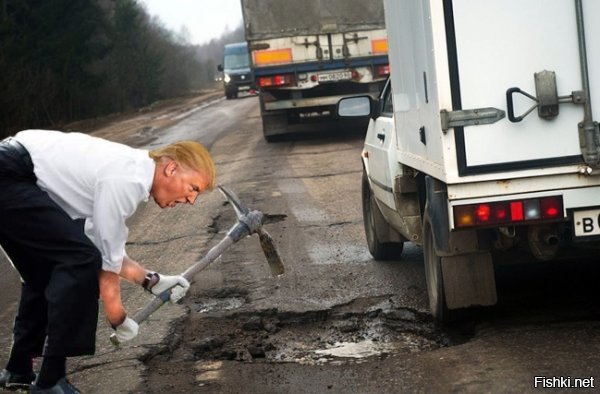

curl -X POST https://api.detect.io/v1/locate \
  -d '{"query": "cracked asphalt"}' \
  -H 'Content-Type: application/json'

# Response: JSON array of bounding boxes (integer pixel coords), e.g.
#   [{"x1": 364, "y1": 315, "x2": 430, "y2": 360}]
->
[{"x1": 1, "y1": 93, "x2": 599, "y2": 393}]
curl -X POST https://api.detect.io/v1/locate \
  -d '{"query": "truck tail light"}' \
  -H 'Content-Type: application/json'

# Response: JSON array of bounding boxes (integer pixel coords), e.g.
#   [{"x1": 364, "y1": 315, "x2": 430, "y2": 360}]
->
[
  {"x1": 258, "y1": 74, "x2": 294, "y2": 87},
  {"x1": 371, "y1": 38, "x2": 388, "y2": 54},
  {"x1": 376, "y1": 64, "x2": 390, "y2": 77},
  {"x1": 253, "y1": 48, "x2": 293, "y2": 65},
  {"x1": 454, "y1": 196, "x2": 564, "y2": 228}
]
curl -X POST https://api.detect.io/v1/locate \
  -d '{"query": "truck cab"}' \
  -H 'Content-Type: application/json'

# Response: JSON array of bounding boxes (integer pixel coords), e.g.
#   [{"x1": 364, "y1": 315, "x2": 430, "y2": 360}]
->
[{"x1": 218, "y1": 42, "x2": 256, "y2": 99}]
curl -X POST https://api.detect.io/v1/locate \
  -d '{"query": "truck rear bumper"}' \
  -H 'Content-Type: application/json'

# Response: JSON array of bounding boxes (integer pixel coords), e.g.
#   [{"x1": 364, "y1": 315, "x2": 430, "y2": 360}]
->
[
  {"x1": 264, "y1": 94, "x2": 360, "y2": 111},
  {"x1": 447, "y1": 171, "x2": 600, "y2": 202}
]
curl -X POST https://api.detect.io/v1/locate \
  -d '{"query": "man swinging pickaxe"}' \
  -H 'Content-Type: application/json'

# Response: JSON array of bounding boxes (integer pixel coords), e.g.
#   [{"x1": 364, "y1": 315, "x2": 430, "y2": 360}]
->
[{"x1": 110, "y1": 185, "x2": 285, "y2": 345}]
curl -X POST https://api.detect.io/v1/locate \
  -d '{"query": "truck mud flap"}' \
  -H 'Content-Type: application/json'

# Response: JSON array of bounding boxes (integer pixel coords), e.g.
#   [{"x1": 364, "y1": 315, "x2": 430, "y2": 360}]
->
[
  {"x1": 424, "y1": 176, "x2": 497, "y2": 312},
  {"x1": 441, "y1": 253, "x2": 497, "y2": 309}
]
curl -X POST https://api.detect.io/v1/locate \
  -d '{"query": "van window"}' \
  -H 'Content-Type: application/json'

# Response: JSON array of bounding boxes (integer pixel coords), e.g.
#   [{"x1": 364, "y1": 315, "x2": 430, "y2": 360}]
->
[
  {"x1": 381, "y1": 83, "x2": 393, "y2": 117},
  {"x1": 224, "y1": 53, "x2": 250, "y2": 70}
]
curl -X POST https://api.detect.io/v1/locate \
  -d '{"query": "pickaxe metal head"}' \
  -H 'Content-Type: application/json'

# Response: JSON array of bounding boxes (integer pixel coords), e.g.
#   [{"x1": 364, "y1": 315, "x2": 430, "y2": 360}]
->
[
  {"x1": 218, "y1": 185, "x2": 285, "y2": 276},
  {"x1": 218, "y1": 184, "x2": 249, "y2": 218}
]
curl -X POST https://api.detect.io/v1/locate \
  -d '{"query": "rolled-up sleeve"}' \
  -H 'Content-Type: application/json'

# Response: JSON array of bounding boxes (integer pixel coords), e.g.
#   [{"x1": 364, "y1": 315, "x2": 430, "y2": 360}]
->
[{"x1": 85, "y1": 178, "x2": 147, "y2": 273}]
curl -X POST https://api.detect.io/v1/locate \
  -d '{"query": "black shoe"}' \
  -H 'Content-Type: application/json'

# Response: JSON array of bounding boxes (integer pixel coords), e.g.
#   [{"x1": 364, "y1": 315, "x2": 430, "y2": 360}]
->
[
  {"x1": 0, "y1": 368, "x2": 36, "y2": 389},
  {"x1": 30, "y1": 377, "x2": 81, "y2": 394}
]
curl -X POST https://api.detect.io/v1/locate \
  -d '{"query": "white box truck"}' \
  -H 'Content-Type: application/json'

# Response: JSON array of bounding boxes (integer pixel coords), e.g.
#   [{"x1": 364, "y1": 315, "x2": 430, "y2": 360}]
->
[
  {"x1": 241, "y1": 0, "x2": 390, "y2": 141},
  {"x1": 338, "y1": 0, "x2": 600, "y2": 322}
]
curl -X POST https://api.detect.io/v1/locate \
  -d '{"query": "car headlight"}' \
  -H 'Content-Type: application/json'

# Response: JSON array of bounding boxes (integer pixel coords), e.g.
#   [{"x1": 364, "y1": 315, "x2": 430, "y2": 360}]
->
[{"x1": 224, "y1": 74, "x2": 231, "y2": 83}]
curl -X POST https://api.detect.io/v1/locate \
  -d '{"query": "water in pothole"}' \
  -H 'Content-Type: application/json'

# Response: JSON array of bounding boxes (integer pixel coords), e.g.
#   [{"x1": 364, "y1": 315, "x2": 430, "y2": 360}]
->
[
  {"x1": 193, "y1": 296, "x2": 246, "y2": 313},
  {"x1": 315, "y1": 340, "x2": 396, "y2": 358}
]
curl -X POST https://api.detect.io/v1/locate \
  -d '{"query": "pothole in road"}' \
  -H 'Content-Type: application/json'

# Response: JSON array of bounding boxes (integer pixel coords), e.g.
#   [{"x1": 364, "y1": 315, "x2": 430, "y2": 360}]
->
[
  {"x1": 176, "y1": 293, "x2": 461, "y2": 366},
  {"x1": 191, "y1": 288, "x2": 248, "y2": 314},
  {"x1": 192, "y1": 297, "x2": 246, "y2": 314}
]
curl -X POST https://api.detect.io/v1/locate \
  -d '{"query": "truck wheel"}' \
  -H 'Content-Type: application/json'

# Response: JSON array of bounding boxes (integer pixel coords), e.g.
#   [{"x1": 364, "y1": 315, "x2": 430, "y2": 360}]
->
[
  {"x1": 422, "y1": 213, "x2": 451, "y2": 324},
  {"x1": 262, "y1": 113, "x2": 287, "y2": 142},
  {"x1": 362, "y1": 170, "x2": 404, "y2": 260}
]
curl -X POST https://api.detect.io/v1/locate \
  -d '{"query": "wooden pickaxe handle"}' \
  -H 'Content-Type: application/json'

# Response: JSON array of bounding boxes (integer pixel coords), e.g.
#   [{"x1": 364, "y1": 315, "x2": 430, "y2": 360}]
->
[
  {"x1": 110, "y1": 188, "x2": 284, "y2": 346},
  {"x1": 110, "y1": 219, "x2": 250, "y2": 345},
  {"x1": 135, "y1": 233, "x2": 238, "y2": 325}
]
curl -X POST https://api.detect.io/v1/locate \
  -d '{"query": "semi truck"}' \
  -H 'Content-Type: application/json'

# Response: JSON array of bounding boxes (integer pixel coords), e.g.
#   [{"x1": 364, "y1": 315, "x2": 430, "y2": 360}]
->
[
  {"x1": 338, "y1": 0, "x2": 600, "y2": 322},
  {"x1": 217, "y1": 42, "x2": 256, "y2": 99},
  {"x1": 240, "y1": 0, "x2": 389, "y2": 141}
]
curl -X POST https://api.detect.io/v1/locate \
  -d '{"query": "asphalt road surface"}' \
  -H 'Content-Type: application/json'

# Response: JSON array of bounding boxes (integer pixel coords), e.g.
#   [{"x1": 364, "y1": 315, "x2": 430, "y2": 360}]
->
[{"x1": 1, "y1": 94, "x2": 599, "y2": 393}]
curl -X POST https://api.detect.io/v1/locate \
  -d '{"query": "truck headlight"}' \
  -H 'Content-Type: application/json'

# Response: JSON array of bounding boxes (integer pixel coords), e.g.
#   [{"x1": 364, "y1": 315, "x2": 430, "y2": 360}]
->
[{"x1": 224, "y1": 74, "x2": 231, "y2": 83}]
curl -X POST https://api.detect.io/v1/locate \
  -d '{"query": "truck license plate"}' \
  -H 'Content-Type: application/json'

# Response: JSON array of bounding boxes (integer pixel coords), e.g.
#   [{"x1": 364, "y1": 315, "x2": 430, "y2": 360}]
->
[
  {"x1": 318, "y1": 71, "x2": 352, "y2": 82},
  {"x1": 573, "y1": 209, "x2": 600, "y2": 237}
]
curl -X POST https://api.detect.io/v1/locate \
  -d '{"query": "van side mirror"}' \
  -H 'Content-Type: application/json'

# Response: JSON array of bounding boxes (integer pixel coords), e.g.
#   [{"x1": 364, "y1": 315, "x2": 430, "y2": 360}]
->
[
  {"x1": 217, "y1": 64, "x2": 224, "y2": 72},
  {"x1": 336, "y1": 96, "x2": 373, "y2": 118}
]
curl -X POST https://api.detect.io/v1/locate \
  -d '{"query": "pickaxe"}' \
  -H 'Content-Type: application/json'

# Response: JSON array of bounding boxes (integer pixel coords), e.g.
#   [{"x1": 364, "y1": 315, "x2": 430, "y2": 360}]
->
[{"x1": 110, "y1": 185, "x2": 284, "y2": 345}]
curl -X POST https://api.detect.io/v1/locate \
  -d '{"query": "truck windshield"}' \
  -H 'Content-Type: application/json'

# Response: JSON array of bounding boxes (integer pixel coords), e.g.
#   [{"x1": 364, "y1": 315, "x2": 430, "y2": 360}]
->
[{"x1": 224, "y1": 53, "x2": 249, "y2": 70}]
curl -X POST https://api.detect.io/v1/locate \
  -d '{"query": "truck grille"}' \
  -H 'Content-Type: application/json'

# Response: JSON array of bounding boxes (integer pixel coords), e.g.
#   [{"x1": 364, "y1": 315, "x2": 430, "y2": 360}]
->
[{"x1": 233, "y1": 73, "x2": 253, "y2": 83}]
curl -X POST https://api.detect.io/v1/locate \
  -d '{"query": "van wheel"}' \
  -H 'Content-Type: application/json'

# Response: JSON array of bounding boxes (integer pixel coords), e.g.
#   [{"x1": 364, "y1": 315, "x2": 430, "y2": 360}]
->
[
  {"x1": 422, "y1": 213, "x2": 451, "y2": 324},
  {"x1": 362, "y1": 169, "x2": 404, "y2": 260}
]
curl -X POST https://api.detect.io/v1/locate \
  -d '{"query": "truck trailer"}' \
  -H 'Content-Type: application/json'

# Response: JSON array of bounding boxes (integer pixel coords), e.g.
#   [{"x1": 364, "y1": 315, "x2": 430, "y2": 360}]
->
[
  {"x1": 339, "y1": 0, "x2": 600, "y2": 322},
  {"x1": 241, "y1": 0, "x2": 390, "y2": 141}
]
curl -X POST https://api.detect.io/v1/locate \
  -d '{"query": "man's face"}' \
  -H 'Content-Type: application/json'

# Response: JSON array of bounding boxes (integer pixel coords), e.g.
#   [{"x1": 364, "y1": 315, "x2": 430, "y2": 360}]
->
[{"x1": 151, "y1": 160, "x2": 210, "y2": 209}]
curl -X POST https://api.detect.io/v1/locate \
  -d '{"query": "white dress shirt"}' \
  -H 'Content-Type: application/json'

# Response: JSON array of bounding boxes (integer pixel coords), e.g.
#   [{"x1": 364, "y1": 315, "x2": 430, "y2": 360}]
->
[{"x1": 15, "y1": 129, "x2": 155, "y2": 273}]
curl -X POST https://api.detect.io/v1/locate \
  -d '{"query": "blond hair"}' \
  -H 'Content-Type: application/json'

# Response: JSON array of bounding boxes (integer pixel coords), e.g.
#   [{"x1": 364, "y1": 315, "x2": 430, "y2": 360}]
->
[{"x1": 149, "y1": 141, "x2": 216, "y2": 190}]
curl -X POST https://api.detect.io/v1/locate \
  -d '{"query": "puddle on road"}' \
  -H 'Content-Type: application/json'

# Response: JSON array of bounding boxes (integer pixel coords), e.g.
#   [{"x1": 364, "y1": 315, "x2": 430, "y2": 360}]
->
[
  {"x1": 193, "y1": 297, "x2": 245, "y2": 314},
  {"x1": 190, "y1": 288, "x2": 248, "y2": 314},
  {"x1": 315, "y1": 340, "x2": 396, "y2": 358},
  {"x1": 172, "y1": 98, "x2": 223, "y2": 121}
]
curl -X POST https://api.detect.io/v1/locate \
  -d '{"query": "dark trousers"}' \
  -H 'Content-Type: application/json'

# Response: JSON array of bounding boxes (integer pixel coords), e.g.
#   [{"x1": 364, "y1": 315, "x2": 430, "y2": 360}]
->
[{"x1": 0, "y1": 139, "x2": 101, "y2": 359}]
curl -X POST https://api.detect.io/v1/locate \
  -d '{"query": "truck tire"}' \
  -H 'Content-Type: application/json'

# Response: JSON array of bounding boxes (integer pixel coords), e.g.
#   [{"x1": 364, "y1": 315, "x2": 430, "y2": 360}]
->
[
  {"x1": 362, "y1": 169, "x2": 404, "y2": 260},
  {"x1": 262, "y1": 113, "x2": 288, "y2": 142},
  {"x1": 422, "y1": 212, "x2": 451, "y2": 324}
]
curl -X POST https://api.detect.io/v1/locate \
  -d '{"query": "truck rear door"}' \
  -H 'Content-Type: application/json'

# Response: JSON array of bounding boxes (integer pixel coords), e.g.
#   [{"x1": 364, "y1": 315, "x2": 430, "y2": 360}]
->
[{"x1": 447, "y1": 0, "x2": 600, "y2": 176}]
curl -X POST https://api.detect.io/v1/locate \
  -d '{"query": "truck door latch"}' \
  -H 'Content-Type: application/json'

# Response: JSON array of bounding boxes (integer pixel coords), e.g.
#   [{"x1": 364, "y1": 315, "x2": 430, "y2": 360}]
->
[
  {"x1": 440, "y1": 108, "x2": 506, "y2": 132},
  {"x1": 506, "y1": 70, "x2": 574, "y2": 123}
]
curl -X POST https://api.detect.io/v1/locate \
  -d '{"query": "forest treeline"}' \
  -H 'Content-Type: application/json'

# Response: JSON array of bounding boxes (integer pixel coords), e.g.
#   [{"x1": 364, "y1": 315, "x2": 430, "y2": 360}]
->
[{"x1": 0, "y1": 0, "x2": 244, "y2": 138}]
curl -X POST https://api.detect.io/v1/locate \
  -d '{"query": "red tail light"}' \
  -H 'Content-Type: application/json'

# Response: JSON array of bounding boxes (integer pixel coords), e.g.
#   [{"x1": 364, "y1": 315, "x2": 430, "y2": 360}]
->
[
  {"x1": 475, "y1": 204, "x2": 491, "y2": 222},
  {"x1": 540, "y1": 197, "x2": 562, "y2": 218},
  {"x1": 454, "y1": 196, "x2": 564, "y2": 228},
  {"x1": 258, "y1": 74, "x2": 294, "y2": 87},
  {"x1": 376, "y1": 65, "x2": 390, "y2": 77},
  {"x1": 510, "y1": 201, "x2": 524, "y2": 221}
]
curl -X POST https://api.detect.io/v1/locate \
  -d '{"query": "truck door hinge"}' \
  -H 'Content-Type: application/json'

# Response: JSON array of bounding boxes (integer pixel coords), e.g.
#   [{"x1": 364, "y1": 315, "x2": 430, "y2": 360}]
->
[{"x1": 440, "y1": 108, "x2": 506, "y2": 132}]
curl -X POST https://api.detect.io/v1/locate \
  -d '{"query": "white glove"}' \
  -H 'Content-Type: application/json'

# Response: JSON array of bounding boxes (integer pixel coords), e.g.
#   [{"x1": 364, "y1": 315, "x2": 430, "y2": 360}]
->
[
  {"x1": 113, "y1": 317, "x2": 139, "y2": 343},
  {"x1": 150, "y1": 273, "x2": 190, "y2": 303}
]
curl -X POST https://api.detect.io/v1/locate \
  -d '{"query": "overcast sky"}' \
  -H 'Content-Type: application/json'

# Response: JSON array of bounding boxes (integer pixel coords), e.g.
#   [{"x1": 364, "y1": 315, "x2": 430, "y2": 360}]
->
[{"x1": 139, "y1": 0, "x2": 243, "y2": 45}]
